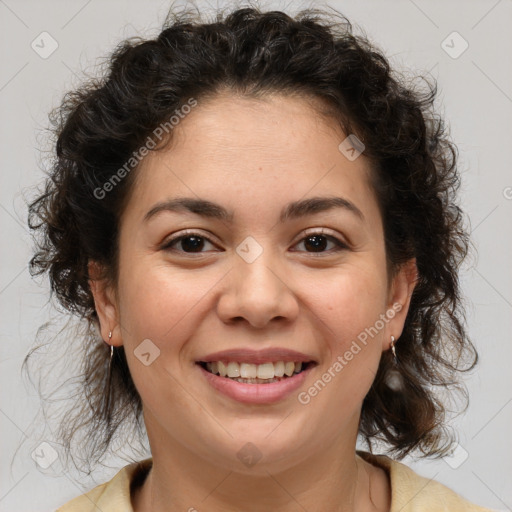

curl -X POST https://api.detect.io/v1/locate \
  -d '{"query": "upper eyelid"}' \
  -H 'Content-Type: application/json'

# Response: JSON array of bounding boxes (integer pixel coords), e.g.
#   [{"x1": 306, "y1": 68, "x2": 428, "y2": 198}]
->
[{"x1": 164, "y1": 229, "x2": 220, "y2": 246}]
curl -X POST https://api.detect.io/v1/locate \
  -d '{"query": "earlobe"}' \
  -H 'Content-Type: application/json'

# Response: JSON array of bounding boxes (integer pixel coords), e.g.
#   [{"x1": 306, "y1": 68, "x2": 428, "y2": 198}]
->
[{"x1": 87, "y1": 260, "x2": 122, "y2": 346}]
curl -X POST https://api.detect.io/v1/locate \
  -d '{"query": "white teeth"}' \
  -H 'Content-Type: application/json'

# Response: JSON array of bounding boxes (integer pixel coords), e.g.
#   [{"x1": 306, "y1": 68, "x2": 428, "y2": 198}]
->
[
  {"x1": 226, "y1": 361, "x2": 241, "y2": 378},
  {"x1": 274, "y1": 361, "x2": 285, "y2": 377},
  {"x1": 257, "y1": 362, "x2": 275, "y2": 379},
  {"x1": 203, "y1": 360, "x2": 307, "y2": 379},
  {"x1": 240, "y1": 363, "x2": 257, "y2": 378},
  {"x1": 284, "y1": 361, "x2": 295, "y2": 377},
  {"x1": 218, "y1": 361, "x2": 228, "y2": 377}
]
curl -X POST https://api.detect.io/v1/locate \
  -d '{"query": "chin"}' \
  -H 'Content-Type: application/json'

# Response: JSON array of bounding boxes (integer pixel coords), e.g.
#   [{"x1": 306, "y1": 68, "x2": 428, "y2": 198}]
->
[{"x1": 197, "y1": 428, "x2": 314, "y2": 475}]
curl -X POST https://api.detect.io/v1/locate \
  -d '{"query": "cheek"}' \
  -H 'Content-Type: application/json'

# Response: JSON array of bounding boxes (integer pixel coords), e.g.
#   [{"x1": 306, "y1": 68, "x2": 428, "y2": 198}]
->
[
  {"x1": 117, "y1": 263, "x2": 218, "y2": 348},
  {"x1": 115, "y1": 265, "x2": 216, "y2": 420},
  {"x1": 307, "y1": 263, "x2": 388, "y2": 395},
  {"x1": 322, "y1": 262, "x2": 388, "y2": 338}
]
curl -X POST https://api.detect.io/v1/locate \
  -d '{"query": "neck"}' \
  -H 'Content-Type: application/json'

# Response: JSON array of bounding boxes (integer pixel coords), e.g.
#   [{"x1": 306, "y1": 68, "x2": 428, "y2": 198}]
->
[{"x1": 132, "y1": 416, "x2": 389, "y2": 512}]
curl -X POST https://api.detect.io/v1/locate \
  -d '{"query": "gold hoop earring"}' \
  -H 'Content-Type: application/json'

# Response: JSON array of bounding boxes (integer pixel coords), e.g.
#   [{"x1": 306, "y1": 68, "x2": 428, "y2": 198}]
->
[
  {"x1": 104, "y1": 330, "x2": 114, "y2": 421},
  {"x1": 385, "y1": 335, "x2": 403, "y2": 391},
  {"x1": 108, "y1": 330, "x2": 113, "y2": 363},
  {"x1": 390, "y1": 335, "x2": 397, "y2": 365}
]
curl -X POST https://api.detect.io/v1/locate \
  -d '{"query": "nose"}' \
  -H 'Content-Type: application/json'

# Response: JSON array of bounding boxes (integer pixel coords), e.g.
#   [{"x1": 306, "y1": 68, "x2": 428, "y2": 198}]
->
[{"x1": 216, "y1": 250, "x2": 299, "y2": 329}]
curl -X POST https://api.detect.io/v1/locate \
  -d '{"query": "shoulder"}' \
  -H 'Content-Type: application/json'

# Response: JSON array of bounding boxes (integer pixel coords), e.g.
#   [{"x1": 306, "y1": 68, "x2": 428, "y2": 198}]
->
[
  {"x1": 56, "y1": 458, "x2": 153, "y2": 512},
  {"x1": 356, "y1": 450, "x2": 496, "y2": 512}
]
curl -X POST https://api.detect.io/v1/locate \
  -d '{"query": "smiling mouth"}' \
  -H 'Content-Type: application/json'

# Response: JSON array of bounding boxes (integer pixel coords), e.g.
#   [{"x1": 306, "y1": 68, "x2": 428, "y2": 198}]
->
[{"x1": 196, "y1": 360, "x2": 314, "y2": 384}]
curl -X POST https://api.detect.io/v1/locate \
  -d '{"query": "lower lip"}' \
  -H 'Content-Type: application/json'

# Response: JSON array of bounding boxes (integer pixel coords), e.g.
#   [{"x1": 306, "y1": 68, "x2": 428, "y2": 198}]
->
[{"x1": 197, "y1": 364, "x2": 313, "y2": 404}]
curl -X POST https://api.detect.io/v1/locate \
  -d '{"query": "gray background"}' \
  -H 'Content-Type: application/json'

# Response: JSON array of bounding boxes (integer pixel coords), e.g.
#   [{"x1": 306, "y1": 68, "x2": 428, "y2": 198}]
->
[{"x1": 1, "y1": 0, "x2": 511, "y2": 510}]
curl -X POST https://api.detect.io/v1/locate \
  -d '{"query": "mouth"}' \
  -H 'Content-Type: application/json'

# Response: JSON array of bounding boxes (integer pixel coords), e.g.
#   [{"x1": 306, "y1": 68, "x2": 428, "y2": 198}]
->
[
  {"x1": 196, "y1": 360, "x2": 315, "y2": 384},
  {"x1": 195, "y1": 358, "x2": 316, "y2": 404}
]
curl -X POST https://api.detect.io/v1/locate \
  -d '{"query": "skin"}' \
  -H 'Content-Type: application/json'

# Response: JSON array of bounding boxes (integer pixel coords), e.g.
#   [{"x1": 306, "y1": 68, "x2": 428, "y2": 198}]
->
[{"x1": 89, "y1": 91, "x2": 417, "y2": 512}]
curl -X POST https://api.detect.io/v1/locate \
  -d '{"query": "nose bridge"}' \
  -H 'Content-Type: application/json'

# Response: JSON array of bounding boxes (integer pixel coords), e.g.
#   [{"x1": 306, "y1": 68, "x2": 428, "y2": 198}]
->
[
  {"x1": 235, "y1": 240, "x2": 286, "y2": 304},
  {"x1": 238, "y1": 253, "x2": 282, "y2": 297},
  {"x1": 218, "y1": 236, "x2": 298, "y2": 327}
]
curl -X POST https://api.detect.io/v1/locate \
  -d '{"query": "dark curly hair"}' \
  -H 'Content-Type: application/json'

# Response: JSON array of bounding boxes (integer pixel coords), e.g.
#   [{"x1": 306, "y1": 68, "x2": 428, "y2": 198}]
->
[{"x1": 24, "y1": 2, "x2": 478, "y2": 474}]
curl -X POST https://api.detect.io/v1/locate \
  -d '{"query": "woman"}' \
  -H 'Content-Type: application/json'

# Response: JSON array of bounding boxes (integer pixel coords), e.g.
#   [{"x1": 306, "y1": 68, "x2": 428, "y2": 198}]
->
[{"x1": 26, "y1": 4, "x2": 494, "y2": 511}]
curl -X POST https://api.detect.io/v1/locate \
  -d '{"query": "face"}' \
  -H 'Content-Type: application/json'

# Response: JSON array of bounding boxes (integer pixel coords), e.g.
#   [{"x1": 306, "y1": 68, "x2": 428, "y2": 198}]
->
[{"x1": 90, "y1": 92, "x2": 416, "y2": 474}]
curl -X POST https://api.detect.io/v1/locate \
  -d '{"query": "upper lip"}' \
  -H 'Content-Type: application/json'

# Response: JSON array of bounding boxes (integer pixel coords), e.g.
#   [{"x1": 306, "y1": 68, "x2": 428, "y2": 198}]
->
[{"x1": 197, "y1": 348, "x2": 317, "y2": 365}]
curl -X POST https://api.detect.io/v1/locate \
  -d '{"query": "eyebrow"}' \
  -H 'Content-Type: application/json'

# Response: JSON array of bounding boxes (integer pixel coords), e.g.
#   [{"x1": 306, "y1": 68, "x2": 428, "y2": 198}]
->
[{"x1": 143, "y1": 195, "x2": 364, "y2": 224}]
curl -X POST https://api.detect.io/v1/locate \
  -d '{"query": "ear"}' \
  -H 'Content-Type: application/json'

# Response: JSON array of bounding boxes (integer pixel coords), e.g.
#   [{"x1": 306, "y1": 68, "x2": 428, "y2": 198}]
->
[
  {"x1": 88, "y1": 260, "x2": 123, "y2": 347},
  {"x1": 382, "y1": 258, "x2": 418, "y2": 350}
]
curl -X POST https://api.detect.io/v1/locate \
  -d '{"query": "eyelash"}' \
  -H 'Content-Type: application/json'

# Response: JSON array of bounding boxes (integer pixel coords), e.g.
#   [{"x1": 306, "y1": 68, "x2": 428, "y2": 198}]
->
[{"x1": 161, "y1": 228, "x2": 349, "y2": 256}]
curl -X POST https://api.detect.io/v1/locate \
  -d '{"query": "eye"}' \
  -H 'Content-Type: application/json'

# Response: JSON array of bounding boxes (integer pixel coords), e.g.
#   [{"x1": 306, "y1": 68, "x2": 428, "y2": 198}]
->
[
  {"x1": 161, "y1": 231, "x2": 218, "y2": 254},
  {"x1": 161, "y1": 229, "x2": 349, "y2": 256},
  {"x1": 291, "y1": 229, "x2": 349, "y2": 255}
]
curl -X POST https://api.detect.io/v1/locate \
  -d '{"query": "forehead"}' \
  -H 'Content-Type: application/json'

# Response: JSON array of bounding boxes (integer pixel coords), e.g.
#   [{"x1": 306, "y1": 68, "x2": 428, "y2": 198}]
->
[
  {"x1": 168, "y1": 92, "x2": 347, "y2": 159},
  {"x1": 121, "y1": 92, "x2": 380, "y2": 228}
]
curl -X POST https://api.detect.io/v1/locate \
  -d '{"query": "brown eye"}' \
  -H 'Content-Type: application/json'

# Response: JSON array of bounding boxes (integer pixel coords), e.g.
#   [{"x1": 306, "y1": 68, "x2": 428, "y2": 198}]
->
[
  {"x1": 303, "y1": 234, "x2": 329, "y2": 252},
  {"x1": 293, "y1": 232, "x2": 348, "y2": 254},
  {"x1": 162, "y1": 233, "x2": 217, "y2": 254}
]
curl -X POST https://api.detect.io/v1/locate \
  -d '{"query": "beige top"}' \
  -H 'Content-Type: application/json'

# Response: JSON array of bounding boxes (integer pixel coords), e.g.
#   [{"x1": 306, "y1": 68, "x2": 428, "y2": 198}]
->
[{"x1": 56, "y1": 450, "x2": 495, "y2": 511}]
